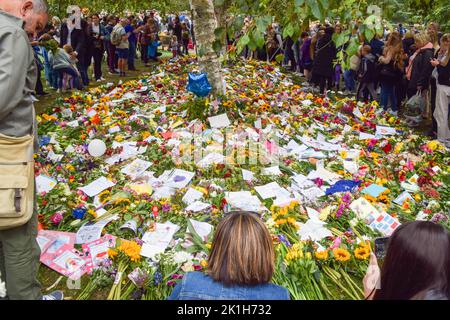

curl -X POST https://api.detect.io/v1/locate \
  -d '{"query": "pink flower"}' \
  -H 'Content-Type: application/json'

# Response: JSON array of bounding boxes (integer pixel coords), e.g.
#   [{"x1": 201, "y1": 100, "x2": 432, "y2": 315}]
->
[
  {"x1": 406, "y1": 161, "x2": 414, "y2": 171},
  {"x1": 330, "y1": 237, "x2": 342, "y2": 249},
  {"x1": 50, "y1": 212, "x2": 63, "y2": 225},
  {"x1": 314, "y1": 178, "x2": 324, "y2": 187}
]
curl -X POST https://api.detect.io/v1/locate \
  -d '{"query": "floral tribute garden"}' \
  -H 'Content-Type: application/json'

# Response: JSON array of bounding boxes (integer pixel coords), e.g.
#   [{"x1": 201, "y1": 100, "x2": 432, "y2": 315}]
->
[{"x1": 35, "y1": 57, "x2": 449, "y2": 300}]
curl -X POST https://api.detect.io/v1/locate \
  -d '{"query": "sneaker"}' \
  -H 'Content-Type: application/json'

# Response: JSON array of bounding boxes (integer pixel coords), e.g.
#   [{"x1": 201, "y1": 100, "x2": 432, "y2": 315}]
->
[
  {"x1": 114, "y1": 68, "x2": 120, "y2": 73},
  {"x1": 100, "y1": 77, "x2": 106, "y2": 81},
  {"x1": 42, "y1": 290, "x2": 64, "y2": 300},
  {"x1": 96, "y1": 79, "x2": 102, "y2": 82}
]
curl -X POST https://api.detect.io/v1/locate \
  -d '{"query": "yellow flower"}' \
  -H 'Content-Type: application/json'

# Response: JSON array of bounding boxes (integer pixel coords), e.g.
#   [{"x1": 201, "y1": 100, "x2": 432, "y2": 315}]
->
[
  {"x1": 117, "y1": 240, "x2": 141, "y2": 262},
  {"x1": 315, "y1": 250, "x2": 328, "y2": 260},
  {"x1": 340, "y1": 150, "x2": 348, "y2": 159},
  {"x1": 200, "y1": 260, "x2": 208, "y2": 268},
  {"x1": 115, "y1": 135, "x2": 124, "y2": 142},
  {"x1": 87, "y1": 209, "x2": 97, "y2": 218},
  {"x1": 333, "y1": 248, "x2": 351, "y2": 262},
  {"x1": 354, "y1": 247, "x2": 370, "y2": 260},
  {"x1": 414, "y1": 194, "x2": 421, "y2": 201},
  {"x1": 108, "y1": 248, "x2": 118, "y2": 258},
  {"x1": 205, "y1": 243, "x2": 212, "y2": 250},
  {"x1": 288, "y1": 200, "x2": 299, "y2": 209},
  {"x1": 427, "y1": 140, "x2": 443, "y2": 151},
  {"x1": 285, "y1": 248, "x2": 303, "y2": 262}
]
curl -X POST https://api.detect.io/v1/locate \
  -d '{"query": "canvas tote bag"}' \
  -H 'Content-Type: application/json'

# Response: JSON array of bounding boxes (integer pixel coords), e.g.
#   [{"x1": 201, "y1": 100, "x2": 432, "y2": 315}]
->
[{"x1": 0, "y1": 128, "x2": 35, "y2": 230}]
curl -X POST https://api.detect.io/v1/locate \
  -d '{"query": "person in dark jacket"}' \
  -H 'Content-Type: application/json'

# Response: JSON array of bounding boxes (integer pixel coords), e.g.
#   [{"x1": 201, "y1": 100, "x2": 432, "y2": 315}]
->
[
  {"x1": 173, "y1": 16, "x2": 182, "y2": 55},
  {"x1": 87, "y1": 13, "x2": 107, "y2": 82},
  {"x1": 406, "y1": 33, "x2": 435, "y2": 98},
  {"x1": 431, "y1": 34, "x2": 450, "y2": 146},
  {"x1": 356, "y1": 45, "x2": 377, "y2": 101},
  {"x1": 105, "y1": 16, "x2": 118, "y2": 74},
  {"x1": 369, "y1": 34, "x2": 384, "y2": 59},
  {"x1": 402, "y1": 32, "x2": 415, "y2": 58},
  {"x1": 300, "y1": 31, "x2": 313, "y2": 81},
  {"x1": 312, "y1": 26, "x2": 336, "y2": 94},
  {"x1": 60, "y1": 17, "x2": 89, "y2": 86}
]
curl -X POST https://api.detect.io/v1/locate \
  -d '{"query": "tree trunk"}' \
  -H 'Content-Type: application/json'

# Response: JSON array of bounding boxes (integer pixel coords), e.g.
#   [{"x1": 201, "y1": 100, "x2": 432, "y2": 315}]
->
[{"x1": 190, "y1": 0, "x2": 226, "y2": 97}]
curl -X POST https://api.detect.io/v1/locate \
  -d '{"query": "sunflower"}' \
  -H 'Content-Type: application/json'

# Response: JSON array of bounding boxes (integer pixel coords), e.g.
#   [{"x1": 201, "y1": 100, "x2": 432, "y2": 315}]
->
[
  {"x1": 315, "y1": 250, "x2": 329, "y2": 260},
  {"x1": 333, "y1": 248, "x2": 351, "y2": 262},
  {"x1": 354, "y1": 247, "x2": 370, "y2": 260}
]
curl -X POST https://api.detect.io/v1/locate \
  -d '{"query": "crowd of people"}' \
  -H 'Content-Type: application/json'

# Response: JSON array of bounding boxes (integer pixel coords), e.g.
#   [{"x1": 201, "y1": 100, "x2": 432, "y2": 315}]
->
[
  {"x1": 33, "y1": 9, "x2": 195, "y2": 93},
  {"x1": 236, "y1": 20, "x2": 450, "y2": 147}
]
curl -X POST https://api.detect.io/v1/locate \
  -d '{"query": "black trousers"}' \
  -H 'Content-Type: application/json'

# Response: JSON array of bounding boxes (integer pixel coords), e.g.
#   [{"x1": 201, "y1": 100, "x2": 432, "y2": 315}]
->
[
  {"x1": 182, "y1": 39, "x2": 189, "y2": 55},
  {"x1": 92, "y1": 47, "x2": 104, "y2": 80},
  {"x1": 35, "y1": 66, "x2": 45, "y2": 94},
  {"x1": 318, "y1": 75, "x2": 332, "y2": 94},
  {"x1": 140, "y1": 44, "x2": 148, "y2": 64},
  {"x1": 430, "y1": 78, "x2": 438, "y2": 134}
]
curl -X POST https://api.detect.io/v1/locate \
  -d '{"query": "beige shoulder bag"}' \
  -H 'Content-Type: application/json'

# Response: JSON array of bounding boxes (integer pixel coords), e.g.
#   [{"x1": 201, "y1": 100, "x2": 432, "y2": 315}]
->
[{"x1": 0, "y1": 125, "x2": 35, "y2": 230}]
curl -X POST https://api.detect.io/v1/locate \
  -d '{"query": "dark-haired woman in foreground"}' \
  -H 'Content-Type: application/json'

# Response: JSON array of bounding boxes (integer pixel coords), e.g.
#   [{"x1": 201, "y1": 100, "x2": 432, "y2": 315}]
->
[
  {"x1": 364, "y1": 221, "x2": 450, "y2": 300},
  {"x1": 168, "y1": 211, "x2": 290, "y2": 300}
]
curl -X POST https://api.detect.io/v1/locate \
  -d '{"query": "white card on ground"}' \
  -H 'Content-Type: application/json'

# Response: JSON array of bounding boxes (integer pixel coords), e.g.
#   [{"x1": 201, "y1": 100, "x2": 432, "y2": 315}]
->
[
  {"x1": 140, "y1": 222, "x2": 180, "y2": 258},
  {"x1": 182, "y1": 188, "x2": 204, "y2": 205},
  {"x1": 120, "y1": 220, "x2": 138, "y2": 233},
  {"x1": 262, "y1": 166, "x2": 283, "y2": 176},
  {"x1": 208, "y1": 113, "x2": 231, "y2": 129},
  {"x1": 185, "y1": 201, "x2": 211, "y2": 212},
  {"x1": 196, "y1": 152, "x2": 225, "y2": 168},
  {"x1": 375, "y1": 125, "x2": 397, "y2": 136},
  {"x1": 187, "y1": 219, "x2": 213, "y2": 241},
  {"x1": 121, "y1": 159, "x2": 152, "y2": 179},
  {"x1": 393, "y1": 191, "x2": 414, "y2": 205},
  {"x1": 359, "y1": 132, "x2": 377, "y2": 140},
  {"x1": 36, "y1": 175, "x2": 57, "y2": 193},
  {"x1": 166, "y1": 169, "x2": 195, "y2": 189},
  {"x1": 78, "y1": 177, "x2": 116, "y2": 197},
  {"x1": 242, "y1": 169, "x2": 255, "y2": 181},
  {"x1": 75, "y1": 214, "x2": 119, "y2": 244}
]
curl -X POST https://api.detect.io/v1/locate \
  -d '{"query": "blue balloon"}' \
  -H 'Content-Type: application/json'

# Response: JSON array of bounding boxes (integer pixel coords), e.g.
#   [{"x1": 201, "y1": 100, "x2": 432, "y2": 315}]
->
[{"x1": 187, "y1": 73, "x2": 212, "y2": 98}]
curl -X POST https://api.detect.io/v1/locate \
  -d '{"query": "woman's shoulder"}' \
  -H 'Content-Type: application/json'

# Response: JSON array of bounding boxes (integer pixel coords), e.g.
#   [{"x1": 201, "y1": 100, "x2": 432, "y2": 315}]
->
[{"x1": 184, "y1": 271, "x2": 211, "y2": 282}]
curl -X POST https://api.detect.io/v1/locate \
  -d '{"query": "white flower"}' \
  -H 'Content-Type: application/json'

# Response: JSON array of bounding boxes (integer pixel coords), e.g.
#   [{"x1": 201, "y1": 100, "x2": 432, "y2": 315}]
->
[
  {"x1": 173, "y1": 251, "x2": 194, "y2": 264},
  {"x1": 181, "y1": 261, "x2": 194, "y2": 273}
]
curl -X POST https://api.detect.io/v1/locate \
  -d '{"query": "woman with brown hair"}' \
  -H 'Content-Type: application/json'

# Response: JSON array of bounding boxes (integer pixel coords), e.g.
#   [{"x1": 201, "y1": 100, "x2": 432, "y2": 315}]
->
[
  {"x1": 378, "y1": 31, "x2": 404, "y2": 115},
  {"x1": 363, "y1": 221, "x2": 450, "y2": 300},
  {"x1": 168, "y1": 211, "x2": 289, "y2": 300}
]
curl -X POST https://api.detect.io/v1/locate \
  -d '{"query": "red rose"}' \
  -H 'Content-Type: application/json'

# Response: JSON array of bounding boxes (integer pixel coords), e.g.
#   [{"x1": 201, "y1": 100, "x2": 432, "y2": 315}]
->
[{"x1": 382, "y1": 143, "x2": 392, "y2": 153}]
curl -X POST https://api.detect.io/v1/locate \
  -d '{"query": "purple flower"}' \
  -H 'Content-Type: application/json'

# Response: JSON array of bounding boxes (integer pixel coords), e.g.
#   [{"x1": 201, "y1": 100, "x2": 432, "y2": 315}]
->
[
  {"x1": 278, "y1": 234, "x2": 292, "y2": 247},
  {"x1": 431, "y1": 213, "x2": 448, "y2": 223},
  {"x1": 162, "y1": 203, "x2": 171, "y2": 212},
  {"x1": 336, "y1": 204, "x2": 344, "y2": 218},
  {"x1": 166, "y1": 281, "x2": 176, "y2": 286},
  {"x1": 153, "y1": 272, "x2": 162, "y2": 285}
]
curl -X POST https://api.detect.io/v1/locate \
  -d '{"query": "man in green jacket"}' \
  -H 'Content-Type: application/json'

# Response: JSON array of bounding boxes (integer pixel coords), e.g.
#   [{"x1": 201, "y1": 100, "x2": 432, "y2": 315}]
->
[{"x1": 0, "y1": 0, "x2": 62, "y2": 300}]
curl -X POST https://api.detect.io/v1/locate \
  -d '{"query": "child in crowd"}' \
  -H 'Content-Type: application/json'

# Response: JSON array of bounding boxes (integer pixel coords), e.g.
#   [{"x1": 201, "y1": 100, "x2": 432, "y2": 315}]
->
[
  {"x1": 148, "y1": 34, "x2": 161, "y2": 62},
  {"x1": 48, "y1": 44, "x2": 81, "y2": 92},
  {"x1": 356, "y1": 45, "x2": 378, "y2": 101},
  {"x1": 170, "y1": 35, "x2": 179, "y2": 59}
]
